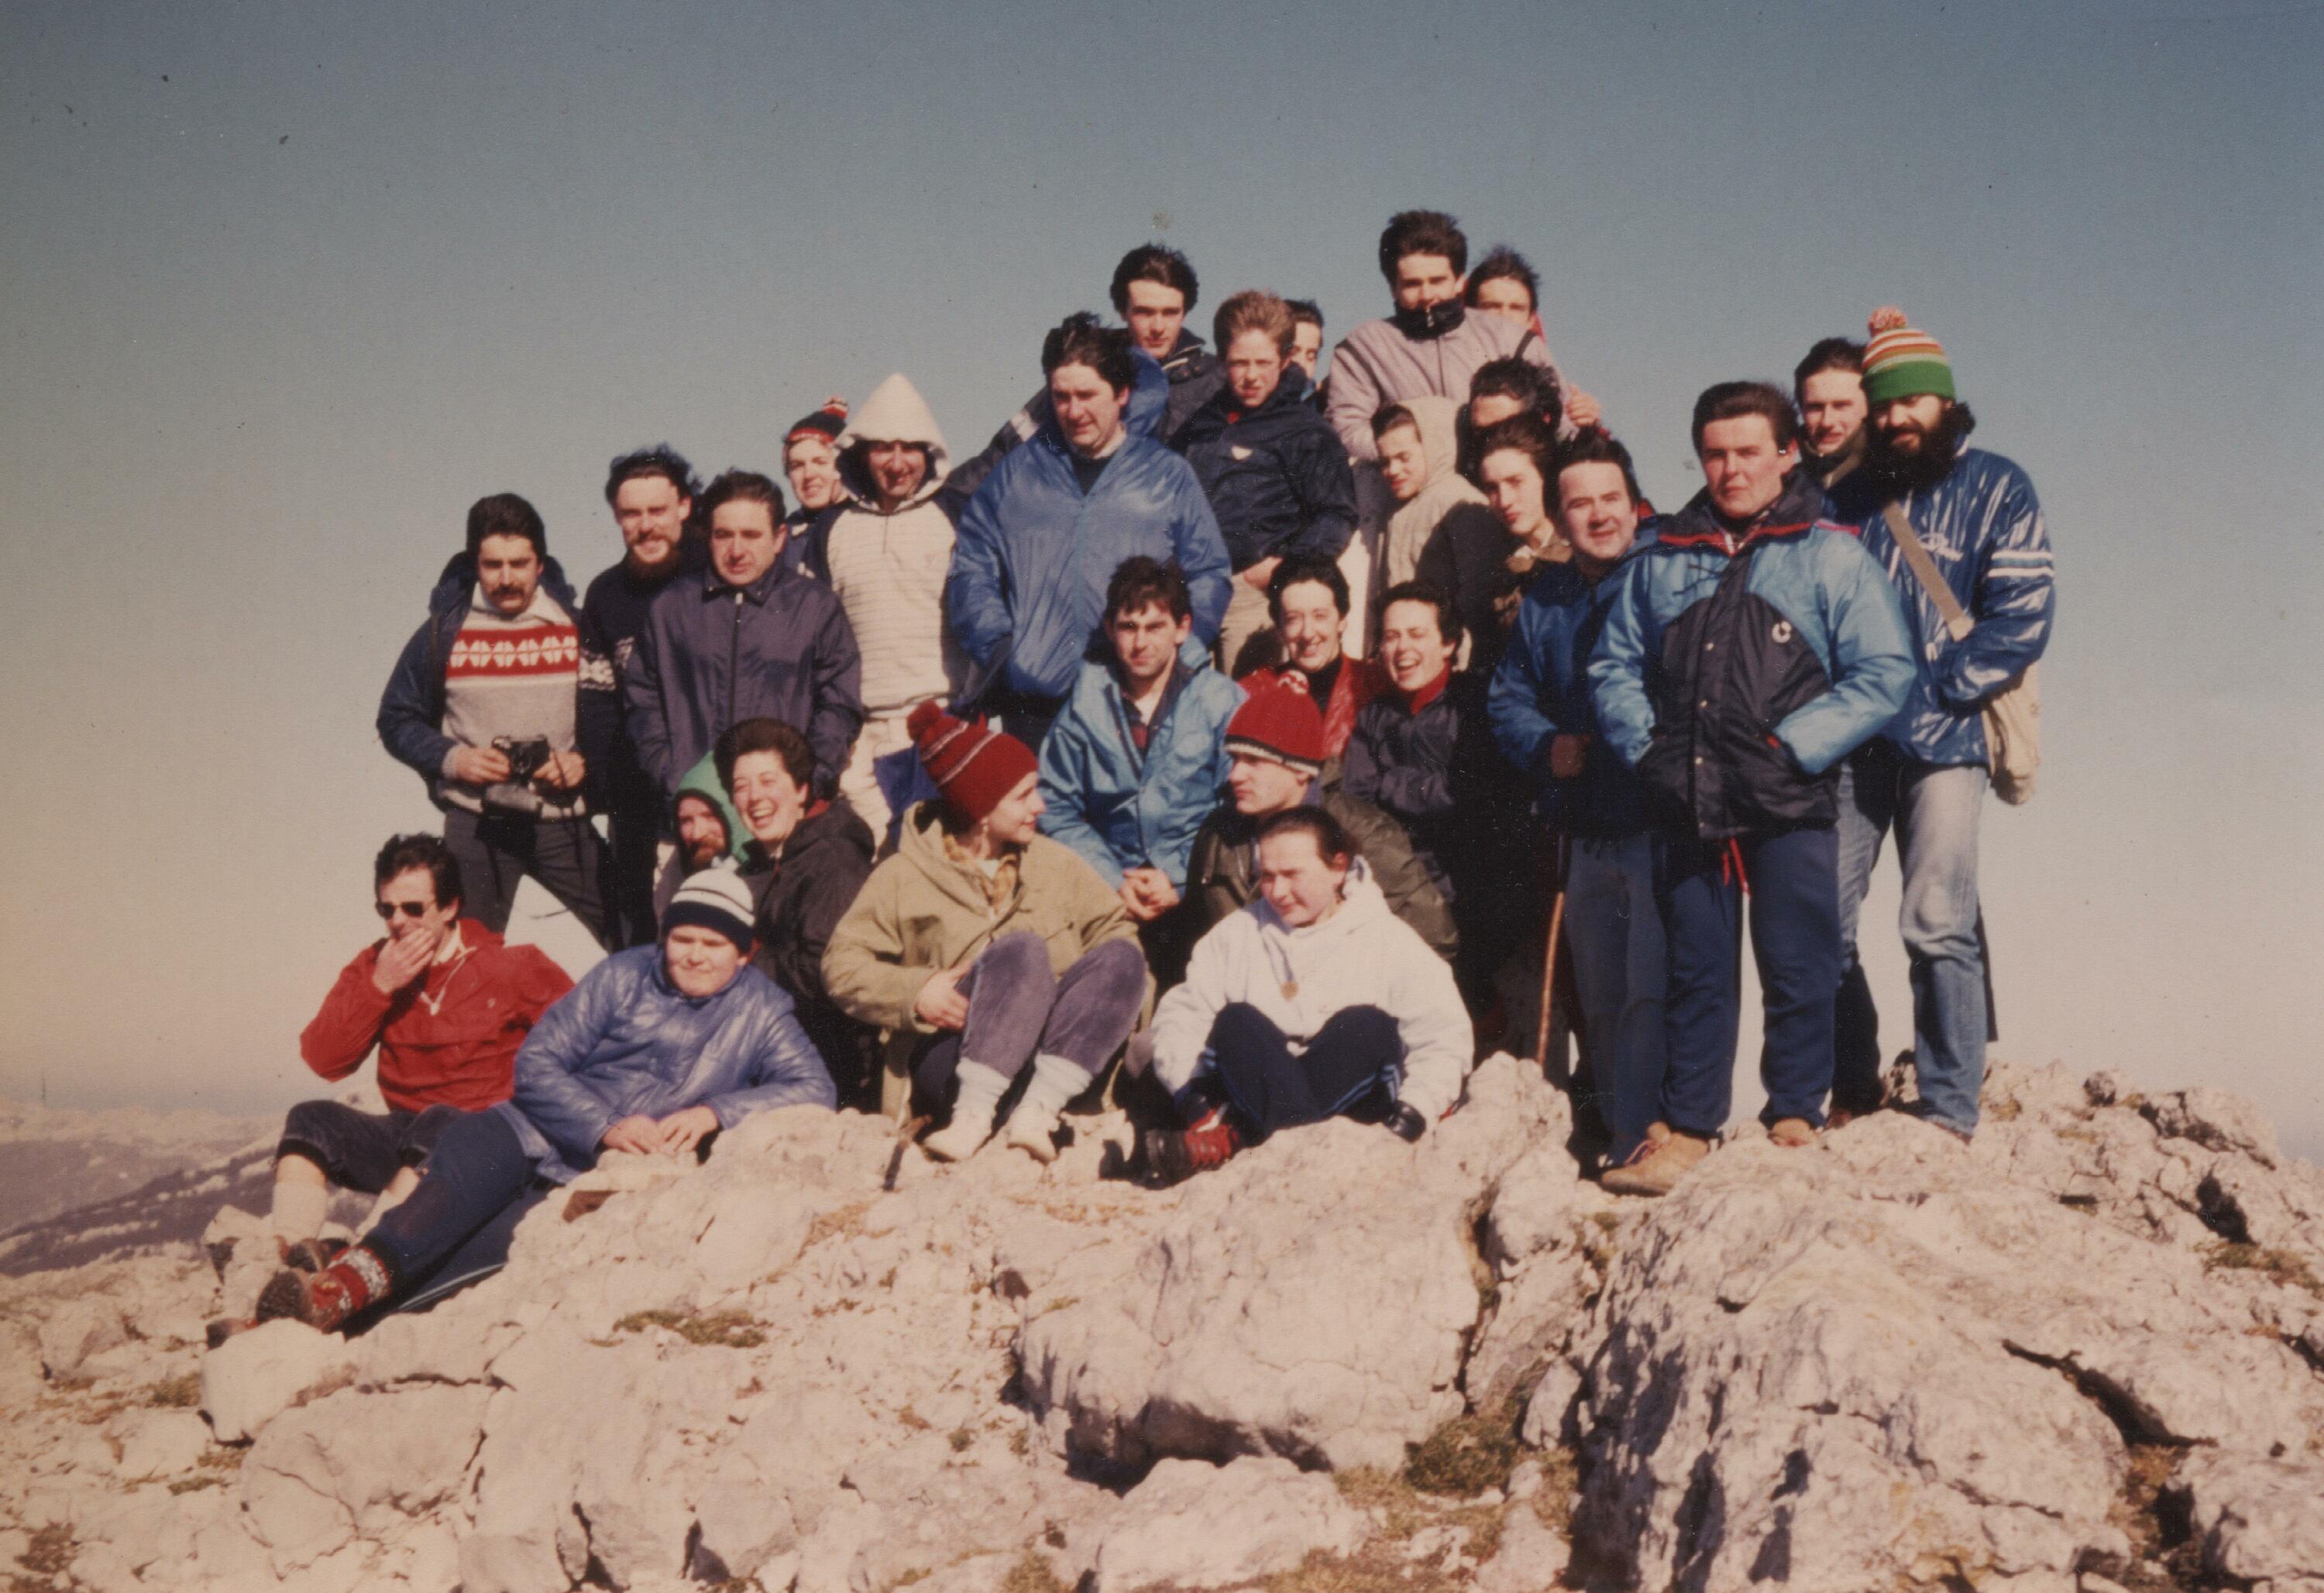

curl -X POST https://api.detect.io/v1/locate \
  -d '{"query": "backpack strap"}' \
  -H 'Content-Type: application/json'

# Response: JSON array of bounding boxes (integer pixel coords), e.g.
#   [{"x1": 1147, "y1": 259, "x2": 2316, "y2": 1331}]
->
[{"x1": 1881, "y1": 502, "x2": 1974, "y2": 643}]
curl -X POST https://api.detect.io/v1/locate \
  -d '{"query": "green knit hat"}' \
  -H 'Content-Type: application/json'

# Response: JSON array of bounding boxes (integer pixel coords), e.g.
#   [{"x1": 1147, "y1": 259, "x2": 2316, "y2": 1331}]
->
[{"x1": 1861, "y1": 307, "x2": 1956, "y2": 404}]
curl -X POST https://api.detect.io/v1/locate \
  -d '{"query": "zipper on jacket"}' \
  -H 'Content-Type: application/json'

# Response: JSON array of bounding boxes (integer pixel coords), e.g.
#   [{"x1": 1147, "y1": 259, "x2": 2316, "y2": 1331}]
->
[{"x1": 727, "y1": 588, "x2": 742, "y2": 729}]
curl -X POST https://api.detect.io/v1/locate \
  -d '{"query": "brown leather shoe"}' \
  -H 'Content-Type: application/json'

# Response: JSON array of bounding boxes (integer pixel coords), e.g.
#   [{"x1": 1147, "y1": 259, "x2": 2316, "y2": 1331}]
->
[{"x1": 1600, "y1": 1131, "x2": 1710, "y2": 1196}]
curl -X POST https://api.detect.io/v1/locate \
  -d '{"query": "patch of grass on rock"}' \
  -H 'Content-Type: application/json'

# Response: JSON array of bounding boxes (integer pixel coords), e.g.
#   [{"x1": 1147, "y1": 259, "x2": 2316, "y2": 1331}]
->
[
  {"x1": 2205, "y1": 1241, "x2": 2324, "y2": 1299},
  {"x1": 613, "y1": 1307, "x2": 765, "y2": 1349},
  {"x1": 1403, "y1": 1397, "x2": 1522, "y2": 1497},
  {"x1": 997, "y1": 1547, "x2": 1066, "y2": 1593},
  {"x1": 146, "y1": 1372, "x2": 201, "y2": 1408}
]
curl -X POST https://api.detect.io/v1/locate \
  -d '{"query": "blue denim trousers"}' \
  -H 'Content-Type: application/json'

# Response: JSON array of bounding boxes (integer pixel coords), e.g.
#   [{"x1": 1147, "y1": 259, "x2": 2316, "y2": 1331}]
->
[
  {"x1": 1834, "y1": 745, "x2": 1989, "y2": 1134},
  {"x1": 1656, "y1": 827, "x2": 1840, "y2": 1137},
  {"x1": 1564, "y1": 833, "x2": 1666, "y2": 1163}
]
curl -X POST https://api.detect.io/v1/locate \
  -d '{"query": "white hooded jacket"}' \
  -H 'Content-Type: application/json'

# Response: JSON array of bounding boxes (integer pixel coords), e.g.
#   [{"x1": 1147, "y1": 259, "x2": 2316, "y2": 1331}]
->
[
  {"x1": 824, "y1": 373, "x2": 968, "y2": 716},
  {"x1": 1150, "y1": 857, "x2": 1473, "y2": 1124}
]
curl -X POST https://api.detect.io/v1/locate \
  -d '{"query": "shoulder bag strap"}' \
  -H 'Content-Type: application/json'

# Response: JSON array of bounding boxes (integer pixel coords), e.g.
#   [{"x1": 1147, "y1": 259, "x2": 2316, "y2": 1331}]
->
[{"x1": 1880, "y1": 501, "x2": 1974, "y2": 643}]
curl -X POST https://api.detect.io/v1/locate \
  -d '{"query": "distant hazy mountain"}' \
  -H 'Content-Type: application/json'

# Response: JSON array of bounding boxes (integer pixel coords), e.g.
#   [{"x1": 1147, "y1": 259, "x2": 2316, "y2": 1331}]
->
[{"x1": 0, "y1": 1095, "x2": 273, "y2": 1270}]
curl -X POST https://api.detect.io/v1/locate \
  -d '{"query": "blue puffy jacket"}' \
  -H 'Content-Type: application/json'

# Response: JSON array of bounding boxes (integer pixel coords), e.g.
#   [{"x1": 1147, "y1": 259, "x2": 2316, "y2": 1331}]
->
[
  {"x1": 376, "y1": 553, "x2": 620, "y2": 811},
  {"x1": 1171, "y1": 367, "x2": 1357, "y2": 572},
  {"x1": 500, "y1": 945, "x2": 836, "y2": 1183},
  {"x1": 1590, "y1": 473, "x2": 1913, "y2": 841},
  {"x1": 1037, "y1": 658, "x2": 1243, "y2": 890},
  {"x1": 623, "y1": 560, "x2": 865, "y2": 804},
  {"x1": 1829, "y1": 448, "x2": 2054, "y2": 767},
  {"x1": 1487, "y1": 522, "x2": 1659, "y2": 837},
  {"x1": 948, "y1": 352, "x2": 1232, "y2": 703}
]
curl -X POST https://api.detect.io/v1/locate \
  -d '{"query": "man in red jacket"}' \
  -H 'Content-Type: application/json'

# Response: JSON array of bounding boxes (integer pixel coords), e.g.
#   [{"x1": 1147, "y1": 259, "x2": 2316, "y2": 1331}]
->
[{"x1": 271, "y1": 834, "x2": 572, "y2": 1262}]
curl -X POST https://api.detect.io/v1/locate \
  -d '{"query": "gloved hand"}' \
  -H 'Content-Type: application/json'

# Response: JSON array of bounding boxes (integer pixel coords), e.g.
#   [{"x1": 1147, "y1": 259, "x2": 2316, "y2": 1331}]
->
[{"x1": 1386, "y1": 1104, "x2": 1428, "y2": 1143}]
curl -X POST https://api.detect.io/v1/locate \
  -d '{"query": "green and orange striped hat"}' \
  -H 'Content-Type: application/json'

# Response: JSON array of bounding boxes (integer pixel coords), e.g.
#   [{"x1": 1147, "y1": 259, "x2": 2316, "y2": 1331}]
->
[{"x1": 1862, "y1": 307, "x2": 1956, "y2": 404}]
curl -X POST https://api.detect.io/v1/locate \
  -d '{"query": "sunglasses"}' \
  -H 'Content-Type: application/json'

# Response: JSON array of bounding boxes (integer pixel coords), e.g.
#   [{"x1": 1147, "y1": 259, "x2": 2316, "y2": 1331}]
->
[{"x1": 374, "y1": 900, "x2": 435, "y2": 920}]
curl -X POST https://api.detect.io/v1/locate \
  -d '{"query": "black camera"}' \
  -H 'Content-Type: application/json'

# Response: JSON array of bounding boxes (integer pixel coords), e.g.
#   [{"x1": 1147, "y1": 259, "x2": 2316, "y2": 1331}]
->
[{"x1": 493, "y1": 736, "x2": 553, "y2": 782}]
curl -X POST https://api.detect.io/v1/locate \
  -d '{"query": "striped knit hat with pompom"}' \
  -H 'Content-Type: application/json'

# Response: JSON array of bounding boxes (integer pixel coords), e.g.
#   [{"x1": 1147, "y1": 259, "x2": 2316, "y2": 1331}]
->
[
  {"x1": 1862, "y1": 307, "x2": 1955, "y2": 404},
  {"x1": 906, "y1": 700, "x2": 1039, "y2": 826}
]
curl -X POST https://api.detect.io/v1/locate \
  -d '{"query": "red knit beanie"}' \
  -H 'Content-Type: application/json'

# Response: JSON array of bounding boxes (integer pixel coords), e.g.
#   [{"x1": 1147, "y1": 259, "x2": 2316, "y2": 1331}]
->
[
  {"x1": 906, "y1": 700, "x2": 1039, "y2": 826},
  {"x1": 1224, "y1": 680, "x2": 1326, "y2": 778},
  {"x1": 784, "y1": 401, "x2": 848, "y2": 449}
]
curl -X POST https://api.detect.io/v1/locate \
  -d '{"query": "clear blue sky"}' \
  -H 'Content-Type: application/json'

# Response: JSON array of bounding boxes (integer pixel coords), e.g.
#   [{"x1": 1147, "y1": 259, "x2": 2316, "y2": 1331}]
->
[{"x1": 3, "y1": 1, "x2": 2319, "y2": 1149}]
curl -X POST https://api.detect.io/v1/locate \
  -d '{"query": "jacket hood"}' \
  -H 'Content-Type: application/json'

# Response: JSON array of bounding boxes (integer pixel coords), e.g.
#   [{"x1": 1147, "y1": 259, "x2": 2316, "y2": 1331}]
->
[
  {"x1": 1386, "y1": 396, "x2": 1489, "y2": 549},
  {"x1": 429, "y1": 551, "x2": 582, "y2": 618},
  {"x1": 1405, "y1": 396, "x2": 1465, "y2": 487},
  {"x1": 893, "y1": 801, "x2": 1015, "y2": 918},
  {"x1": 672, "y1": 751, "x2": 751, "y2": 866},
  {"x1": 835, "y1": 373, "x2": 953, "y2": 508},
  {"x1": 1161, "y1": 328, "x2": 1215, "y2": 379},
  {"x1": 1251, "y1": 856, "x2": 1390, "y2": 942},
  {"x1": 1661, "y1": 469, "x2": 1827, "y2": 552}
]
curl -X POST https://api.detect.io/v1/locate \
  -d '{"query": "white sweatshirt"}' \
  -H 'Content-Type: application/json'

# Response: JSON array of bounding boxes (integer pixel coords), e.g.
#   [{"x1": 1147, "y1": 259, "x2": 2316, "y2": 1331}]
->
[{"x1": 1150, "y1": 860, "x2": 1473, "y2": 1124}]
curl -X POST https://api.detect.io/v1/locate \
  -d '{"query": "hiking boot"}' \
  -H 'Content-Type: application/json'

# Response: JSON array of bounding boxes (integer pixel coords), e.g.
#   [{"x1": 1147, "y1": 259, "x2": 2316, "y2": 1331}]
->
[
  {"x1": 1767, "y1": 1118, "x2": 1817, "y2": 1149},
  {"x1": 1139, "y1": 1108, "x2": 1244, "y2": 1189},
  {"x1": 1600, "y1": 1131, "x2": 1710, "y2": 1197},
  {"x1": 254, "y1": 1246, "x2": 388, "y2": 1334}
]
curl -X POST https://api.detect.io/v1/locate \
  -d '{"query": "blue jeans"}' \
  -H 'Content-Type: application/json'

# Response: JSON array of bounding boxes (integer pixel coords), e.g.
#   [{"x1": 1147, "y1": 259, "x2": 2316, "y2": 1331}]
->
[
  {"x1": 1834, "y1": 747, "x2": 1989, "y2": 1135},
  {"x1": 1656, "y1": 828, "x2": 1839, "y2": 1136},
  {"x1": 1564, "y1": 833, "x2": 1666, "y2": 1163},
  {"x1": 363, "y1": 1107, "x2": 548, "y2": 1314},
  {"x1": 1208, "y1": 1004, "x2": 1401, "y2": 1140}
]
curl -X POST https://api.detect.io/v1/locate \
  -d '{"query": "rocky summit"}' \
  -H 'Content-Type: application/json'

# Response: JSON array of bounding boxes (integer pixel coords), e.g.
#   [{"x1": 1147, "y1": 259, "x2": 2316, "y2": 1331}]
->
[{"x1": 3, "y1": 1057, "x2": 2322, "y2": 1593}]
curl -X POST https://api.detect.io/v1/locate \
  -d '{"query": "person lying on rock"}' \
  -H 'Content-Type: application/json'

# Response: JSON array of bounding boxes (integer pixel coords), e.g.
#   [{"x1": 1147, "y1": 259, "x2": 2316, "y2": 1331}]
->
[
  {"x1": 822, "y1": 702, "x2": 1149, "y2": 1164},
  {"x1": 254, "y1": 869, "x2": 836, "y2": 1333},
  {"x1": 1135, "y1": 808, "x2": 1473, "y2": 1186},
  {"x1": 273, "y1": 833, "x2": 572, "y2": 1272}
]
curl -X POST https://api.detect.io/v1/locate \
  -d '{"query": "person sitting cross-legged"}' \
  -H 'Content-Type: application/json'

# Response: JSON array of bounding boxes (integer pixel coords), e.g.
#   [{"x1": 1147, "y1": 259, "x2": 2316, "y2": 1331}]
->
[
  {"x1": 254, "y1": 870, "x2": 837, "y2": 1332},
  {"x1": 1037, "y1": 556, "x2": 1242, "y2": 980},
  {"x1": 1136, "y1": 809, "x2": 1473, "y2": 1186},
  {"x1": 823, "y1": 704, "x2": 1150, "y2": 1163}
]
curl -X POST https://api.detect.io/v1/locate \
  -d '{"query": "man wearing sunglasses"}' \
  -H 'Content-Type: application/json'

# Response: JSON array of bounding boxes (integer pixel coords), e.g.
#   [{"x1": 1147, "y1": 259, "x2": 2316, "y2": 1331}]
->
[{"x1": 265, "y1": 834, "x2": 573, "y2": 1271}]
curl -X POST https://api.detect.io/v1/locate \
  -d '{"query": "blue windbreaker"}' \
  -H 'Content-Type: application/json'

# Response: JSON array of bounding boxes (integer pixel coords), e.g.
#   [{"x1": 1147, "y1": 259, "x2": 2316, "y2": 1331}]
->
[
  {"x1": 948, "y1": 352, "x2": 1232, "y2": 702},
  {"x1": 1590, "y1": 474, "x2": 1913, "y2": 840},
  {"x1": 1487, "y1": 523, "x2": 1659, "y2": 837},
  {"x1": 1037, "y1": 659, "x2": 1243, "y2": 889},
  {"x1": 1829, "y1": 448, "x2": 2054, "y2": 767},
  {"x1": 500, "y1": 945, "x2": 835, "y2": 1183}
]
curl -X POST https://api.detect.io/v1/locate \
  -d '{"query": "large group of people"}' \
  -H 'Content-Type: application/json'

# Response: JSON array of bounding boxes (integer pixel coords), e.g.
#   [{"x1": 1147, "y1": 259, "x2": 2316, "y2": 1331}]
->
[{"x1": 237, "y1": 209, "x2": 2054, "y2": 1340}]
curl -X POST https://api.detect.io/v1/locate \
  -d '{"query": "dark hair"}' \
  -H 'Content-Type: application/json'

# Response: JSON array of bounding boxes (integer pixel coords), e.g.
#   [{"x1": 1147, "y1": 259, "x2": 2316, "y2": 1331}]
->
[
  {"x1": 373, "y1": 833, "x2": 460, "y2": 910},
  {"x1": 1376, "y1": 578, "x2": 1462, "y2": 651},
  {"x1": 1254, "y1": 806, "x2": 1359, "y2": 867},
  {"x1": 464, "y1": 493, "x2": 546, "y2": 560},
  {"x1": 603, "y1": 445, "x2": 699, "y2": 508},
  {"x1": 1213, "y1": 289, "x2": 1295, "y2": 357},
  {"x1": 1285, "y1": 298, "x2": 1324, "y2": 335},
  {"x1": 1464, "y1": 247, "x2": 1540, "y2": 314},
  {"x1": 1549, "y1": 431, "x2": 1643, "y2": 509},
  {"x1": 1469, "y1": 356, "x2": 1561, "y2": 421},
  {"x1": 1691, "y1": 381, "x2": 1800, "y2": 453},
  {"x1": 1110, "y1": 243, "x2": 1200, "y2": 316},
  {"x1": 1377, "y1": 210, "x2": 1469, "y2": 283},
  {"x1": 1793, "y1": 337, "x2": 1866, "y2": 394},
  {"x1": 1105, "y1": 556, "x2": 1191, "y2": 624},
  {"x1": 714, "y1": 716, "x2": 814, "y2": 792},
  {"x1": 1370, "y1": 402, "x2": 1421, "y2": 442},
  {"x1": 1267, "y1": 553, "x2": 1350, "y2": 621},
  {"x1": 698, "y1": 469, "x2": 787, "y2": 527},
  {"x1": 1473, "y1": 411, "x2": 1560, "y2": 484},
  {"x1": 1041, "y1": 311, "x2": 1138, "y2": 394}
]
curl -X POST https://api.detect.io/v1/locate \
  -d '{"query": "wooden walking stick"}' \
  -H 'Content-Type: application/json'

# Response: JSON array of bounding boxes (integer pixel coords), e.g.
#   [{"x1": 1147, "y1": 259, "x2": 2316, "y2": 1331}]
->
[{"x1": 1533, "y1": 829, "x2": 1570, "y2": 1081}]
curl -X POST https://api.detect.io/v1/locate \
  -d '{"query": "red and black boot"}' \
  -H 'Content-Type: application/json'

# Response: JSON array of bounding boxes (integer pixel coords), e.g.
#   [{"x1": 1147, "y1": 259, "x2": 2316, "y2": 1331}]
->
[
  {"x1": 255, "y1": 1245, "x2": 391, "y2": 1334},
  {"x1": 1138, "y1": 1106, "x2": 1246, "y2": 1189}
]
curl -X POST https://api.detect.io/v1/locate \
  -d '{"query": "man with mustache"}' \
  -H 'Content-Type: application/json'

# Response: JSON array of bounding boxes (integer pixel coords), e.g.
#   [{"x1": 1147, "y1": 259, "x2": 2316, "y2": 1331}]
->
[
  {"x1": 378, "y1": 493, "x2": 619, "y2": 946},
  {"x1": 1827, "y1": 309, "x2": 2057, "y2": 1142}
]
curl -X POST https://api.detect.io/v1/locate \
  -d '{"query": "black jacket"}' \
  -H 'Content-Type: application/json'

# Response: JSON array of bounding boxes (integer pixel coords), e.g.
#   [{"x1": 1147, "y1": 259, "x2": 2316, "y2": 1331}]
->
[
  {"x1": 741, "y1": 802, "x2": 878, "y2": 1104},
  {"x1": 1171, "y1": 368, "x2": 1358, "y2": 572},
  {"x1": 1340, "y1": 671, "x2": 1524, "y2": 908}
]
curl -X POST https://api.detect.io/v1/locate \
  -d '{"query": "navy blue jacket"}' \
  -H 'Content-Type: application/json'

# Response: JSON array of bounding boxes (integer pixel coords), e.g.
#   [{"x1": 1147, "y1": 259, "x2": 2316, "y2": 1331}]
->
[
  {"x1": 1340, "y1": 671, "x2": 1521, "y2": 909},
  {"x1": 1171, "y1": 368, "x2": 1358, "y2": 572},
  {"x1": 1487, "y1": 524, "x2": 1659, "y2": 837},
  {"x1": 376, "y1": 553, "x2": 620, "y2": 812},
  {"x1": 622, "y1": 558, "x2": 865, "y2": 803},
  {"x1": 947, "y1": 352, "x2": 1232, "y2": 704},
  {"x1": 1590, "y1": 473, "x2": 1913, "y2": 841},
  {"x1": 1828, "y1": 448, "x2": 2055, "y2": 767},
  {"x1": 583, "y1": 540, "x2": 708, "y2": 815}
]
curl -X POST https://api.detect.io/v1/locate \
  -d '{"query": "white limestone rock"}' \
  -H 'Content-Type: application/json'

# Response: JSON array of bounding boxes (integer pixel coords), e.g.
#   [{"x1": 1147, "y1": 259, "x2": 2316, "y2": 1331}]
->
[
  {"x1": 199, "y1": 1318, "x2": 356, "y2": 1444},
  {"x1": 1085, "y1": 1456, "x2": 1367, "y2": 1591}
]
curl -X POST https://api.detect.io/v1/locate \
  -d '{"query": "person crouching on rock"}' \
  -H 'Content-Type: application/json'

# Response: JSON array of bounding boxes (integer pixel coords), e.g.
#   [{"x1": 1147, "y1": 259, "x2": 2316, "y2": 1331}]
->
[
  {"x1": 1136, "y1": 809, "x2": 1473, "y2": 1186},
  {"x1": 254, "y1": 870, "x2": 837, "y2": 1333},
  {"x1": 822, "y1": 702, "x2": 1149, "y2": 1164}
]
